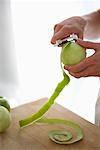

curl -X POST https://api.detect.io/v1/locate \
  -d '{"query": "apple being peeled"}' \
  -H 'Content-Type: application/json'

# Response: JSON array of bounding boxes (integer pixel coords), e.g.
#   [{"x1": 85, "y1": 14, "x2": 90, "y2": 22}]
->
[{"x1": 61, "y1": 41, "x2": 86, "y2": 65}]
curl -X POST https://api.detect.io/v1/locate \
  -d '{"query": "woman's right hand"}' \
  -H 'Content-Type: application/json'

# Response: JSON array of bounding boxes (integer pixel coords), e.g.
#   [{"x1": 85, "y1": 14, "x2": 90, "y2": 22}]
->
[{"x1": 51, "y1": 16, "x2": 87, "y2": 44}]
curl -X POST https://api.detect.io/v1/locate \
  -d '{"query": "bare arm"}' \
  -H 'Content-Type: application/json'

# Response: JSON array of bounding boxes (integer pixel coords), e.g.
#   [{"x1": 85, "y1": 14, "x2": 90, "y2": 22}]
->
[
  {"x1": 51, "y1": 9, "x2": 100, "y2": 44},
  {"x1": 83, "y1": 9, "x2": 100, "y2": 39},
  {"x1": 51, "y1": 9, "x2": 100, "y2": 78}
]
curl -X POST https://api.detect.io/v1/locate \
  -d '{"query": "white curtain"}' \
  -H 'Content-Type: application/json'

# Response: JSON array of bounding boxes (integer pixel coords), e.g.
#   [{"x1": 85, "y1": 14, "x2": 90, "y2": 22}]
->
[{"x1": 0, "y1": 0, "x2": 18, "y2": 106}]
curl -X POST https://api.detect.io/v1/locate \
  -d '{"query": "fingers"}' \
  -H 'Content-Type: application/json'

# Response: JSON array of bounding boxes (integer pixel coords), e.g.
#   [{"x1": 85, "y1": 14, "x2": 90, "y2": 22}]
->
[
  {"x1": 65, "y1": 40, "x2": 100, "y2": 73},
  {"x1": 77, "y1": 39, "x2": 100, "y2": 51},
  {"x1": 64, "y1": 47, "x2": 100, "y2": 78},
  {"x1": 54, "y1": 24, "x2": 63, "y2": 34},
  {"x1": 64, "y1": 57, "x2": 93, "y2": 73},
  {"x1": 51, "y1": 26, "x2": 71, "y2": 44},
  {"x1": 51, "y1": 25, "x2": 83, "y2": 44},
  {"x1": 68, "y1": 66, "x2": 100, "y2": 78}
]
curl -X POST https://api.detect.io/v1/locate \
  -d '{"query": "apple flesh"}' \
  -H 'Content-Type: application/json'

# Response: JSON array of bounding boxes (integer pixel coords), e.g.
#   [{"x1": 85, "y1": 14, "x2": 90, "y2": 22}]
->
[{"x1": 61, "y1": 41, "x2": 86, "y2": 65}]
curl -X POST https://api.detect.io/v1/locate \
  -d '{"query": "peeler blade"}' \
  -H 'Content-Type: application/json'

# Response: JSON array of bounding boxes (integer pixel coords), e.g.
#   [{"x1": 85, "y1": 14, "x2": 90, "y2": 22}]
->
[{"x1": 54, "y1": 34, "x2": 78, "y2": 47}]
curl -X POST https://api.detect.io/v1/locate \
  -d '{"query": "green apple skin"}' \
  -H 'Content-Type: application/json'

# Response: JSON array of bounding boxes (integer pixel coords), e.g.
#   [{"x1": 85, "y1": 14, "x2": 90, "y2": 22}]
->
[
  {"x1": 0, "y1": 97, "x2": 10, "y2": 112},
  {"x1": 0, "y1": 106, "x2": 11, "y2": 133},
  {"x1": 61, "y1": 42, "x2": 86, "y2": 65}
]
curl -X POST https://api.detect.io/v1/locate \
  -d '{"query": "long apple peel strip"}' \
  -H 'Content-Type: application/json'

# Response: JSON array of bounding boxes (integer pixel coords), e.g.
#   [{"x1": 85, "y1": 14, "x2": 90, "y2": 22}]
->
[{"x1": 19, "y1": 42, "x2": 84, "y2": 144}]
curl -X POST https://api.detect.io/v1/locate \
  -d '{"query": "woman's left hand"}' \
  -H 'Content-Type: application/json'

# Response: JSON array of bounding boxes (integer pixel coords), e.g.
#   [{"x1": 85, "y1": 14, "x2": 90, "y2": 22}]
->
[{"x1": 64, "y1": 39, "x2": 100, "y2": 78}]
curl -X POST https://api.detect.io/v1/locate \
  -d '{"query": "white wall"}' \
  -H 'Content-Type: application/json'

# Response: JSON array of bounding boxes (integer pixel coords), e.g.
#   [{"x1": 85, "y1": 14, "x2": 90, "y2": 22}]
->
[{"x1": 10, "y1": 0, "x2": 100, "y2": 123}]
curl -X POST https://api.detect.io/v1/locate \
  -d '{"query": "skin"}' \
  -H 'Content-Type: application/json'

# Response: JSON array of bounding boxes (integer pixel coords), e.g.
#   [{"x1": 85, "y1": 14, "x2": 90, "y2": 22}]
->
[
  {"x1": 51, "y1": 9, "x2": 100, "y2": 78},
  {"x1": 64, "y1": 39, "x2": 100, "y2": 78}
]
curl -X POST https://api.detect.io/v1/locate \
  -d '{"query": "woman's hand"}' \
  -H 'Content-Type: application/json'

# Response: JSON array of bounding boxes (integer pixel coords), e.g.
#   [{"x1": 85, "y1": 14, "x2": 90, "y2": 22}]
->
[
  {"x1": 51, "y1": 16, "x2": 86, "y2": 44},
  {"x1": 64, "y1": 39, "x2": 100, "y2": 78}
]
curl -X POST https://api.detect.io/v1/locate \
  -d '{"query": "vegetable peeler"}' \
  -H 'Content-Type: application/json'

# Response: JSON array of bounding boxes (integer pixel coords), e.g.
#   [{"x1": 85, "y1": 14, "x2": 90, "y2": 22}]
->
[{"x1": 54, "y1": 33, "x2": 78, "y2": 47}]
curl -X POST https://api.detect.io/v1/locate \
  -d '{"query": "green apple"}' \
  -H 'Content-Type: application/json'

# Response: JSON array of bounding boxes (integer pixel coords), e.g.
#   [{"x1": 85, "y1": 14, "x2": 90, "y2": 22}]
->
[
  {"x1": 0, "y1": 106, "x2": 11, "y2": 133},
  {"x1": 61, "y1": 41, "x2": 86, "y2": 65},
  {"x1": 0, "y1": 97, "x2": 10, "y2": 112}
]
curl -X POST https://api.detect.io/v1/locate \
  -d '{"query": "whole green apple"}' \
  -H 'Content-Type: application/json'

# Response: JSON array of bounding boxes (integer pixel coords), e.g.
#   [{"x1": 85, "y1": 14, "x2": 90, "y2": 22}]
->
[
  {"x1": 0, "y1": 106, "x2": 11, "y2": 133},
  {"x1": 0, "y1": 96, "x2": 10, "y2": 112},
  {"x1": 61, "y1": 41, "x2": 86, "y2": 65}
]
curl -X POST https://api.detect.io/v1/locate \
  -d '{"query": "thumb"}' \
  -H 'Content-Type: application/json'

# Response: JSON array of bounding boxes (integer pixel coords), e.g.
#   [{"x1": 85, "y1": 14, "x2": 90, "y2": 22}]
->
[{"x1": 77, "y1": 39, "x2": 100, "y2": 51}]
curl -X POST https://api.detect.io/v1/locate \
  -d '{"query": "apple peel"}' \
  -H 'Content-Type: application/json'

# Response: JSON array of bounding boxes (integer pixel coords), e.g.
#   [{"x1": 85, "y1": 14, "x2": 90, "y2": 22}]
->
[{"x1": 19, "y1": 41, "x2": 85, "y2": 144}]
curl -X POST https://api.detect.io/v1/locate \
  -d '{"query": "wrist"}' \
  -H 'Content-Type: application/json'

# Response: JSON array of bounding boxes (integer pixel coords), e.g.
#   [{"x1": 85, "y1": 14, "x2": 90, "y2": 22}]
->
[
  {"x1": 97, "y1": 9, "x2": 100, "y2": 17},
  {"x1": 81, "y1": 10, "x2": 100, "y2": 39}
]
